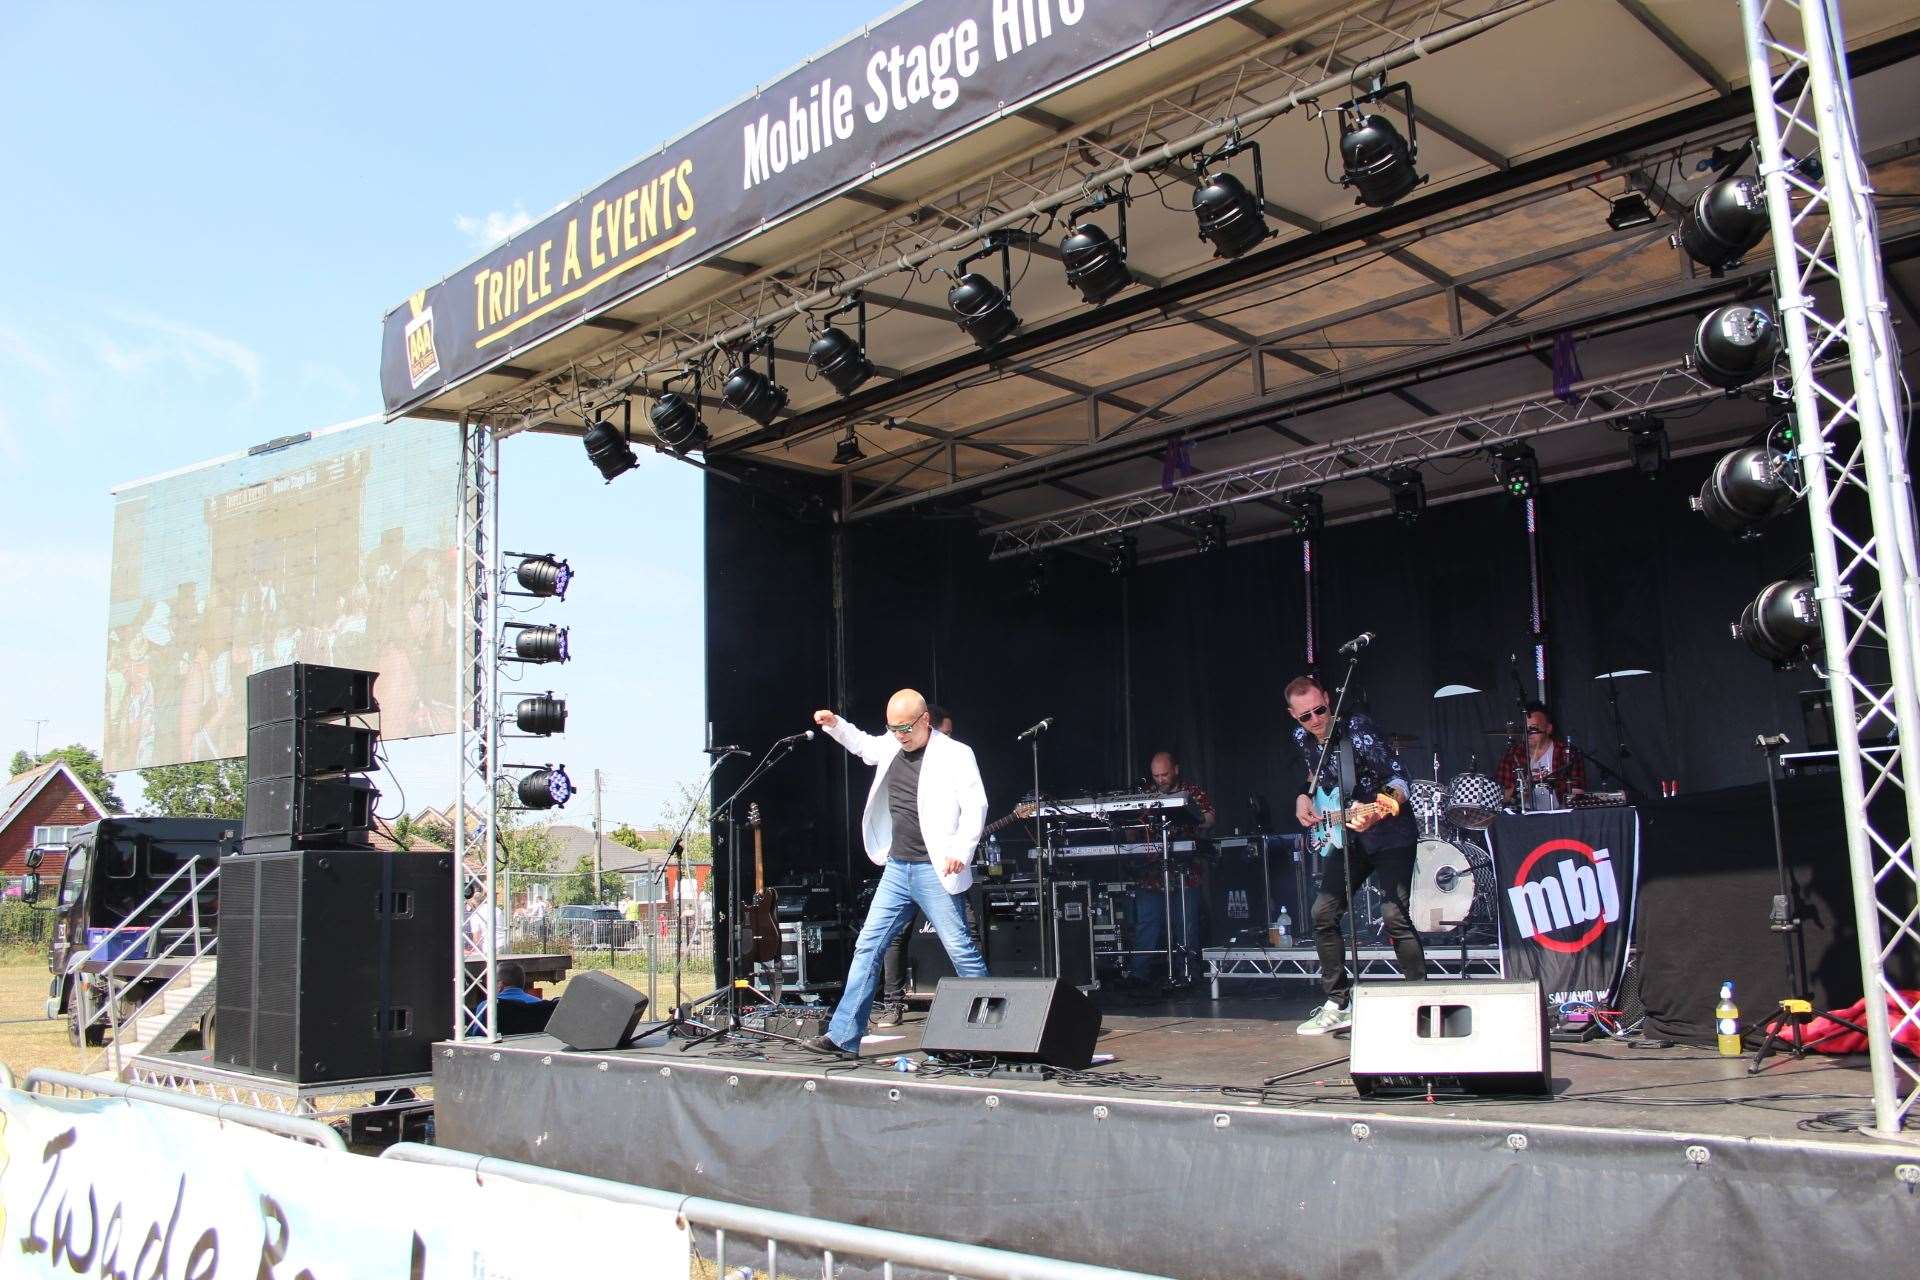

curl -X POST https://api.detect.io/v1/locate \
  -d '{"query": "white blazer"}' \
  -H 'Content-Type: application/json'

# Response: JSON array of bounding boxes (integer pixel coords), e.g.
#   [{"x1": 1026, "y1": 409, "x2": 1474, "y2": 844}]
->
[{"x1": 824, "y1": 720, "x2": 988, "y2": 893}]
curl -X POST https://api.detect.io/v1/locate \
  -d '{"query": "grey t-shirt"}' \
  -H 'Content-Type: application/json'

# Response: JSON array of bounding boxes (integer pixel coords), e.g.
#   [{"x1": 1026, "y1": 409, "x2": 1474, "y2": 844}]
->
[{"x1": 883, "y1": 744, "x2": 929, "y2": 862}]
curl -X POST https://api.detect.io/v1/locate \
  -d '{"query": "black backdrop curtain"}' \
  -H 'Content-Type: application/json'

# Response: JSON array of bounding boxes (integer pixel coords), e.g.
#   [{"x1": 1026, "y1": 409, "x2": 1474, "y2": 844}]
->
[{"x1": 706, "y1": 448, "x2": 1851, "y2": 961}]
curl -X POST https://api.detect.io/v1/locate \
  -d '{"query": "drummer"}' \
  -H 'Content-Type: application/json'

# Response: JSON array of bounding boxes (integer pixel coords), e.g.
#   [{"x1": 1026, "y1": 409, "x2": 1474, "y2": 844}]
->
[{"x1": 1495, "y1": 701, "x2": 1587, "y2": 810}]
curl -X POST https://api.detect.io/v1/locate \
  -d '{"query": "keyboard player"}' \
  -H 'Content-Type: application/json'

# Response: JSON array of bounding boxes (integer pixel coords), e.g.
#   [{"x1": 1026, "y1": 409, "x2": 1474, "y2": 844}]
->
[{"x1": 1126, "y1": 751, "x2": 1215, "y2": 988}]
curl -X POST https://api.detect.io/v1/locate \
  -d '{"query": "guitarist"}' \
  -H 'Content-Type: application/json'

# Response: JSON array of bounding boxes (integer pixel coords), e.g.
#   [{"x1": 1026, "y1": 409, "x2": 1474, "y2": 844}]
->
[
  {"x1": 1285, "y1": 675, "x2": 1425, "y2": 1036},
  {"x1": 804, "y1": 689, "x2": 990, "y2": 1056}
]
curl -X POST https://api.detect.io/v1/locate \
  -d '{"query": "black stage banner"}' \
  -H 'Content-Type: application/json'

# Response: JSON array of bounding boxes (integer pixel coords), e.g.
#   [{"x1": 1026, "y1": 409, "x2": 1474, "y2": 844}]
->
[
  {"x1": 1488, "y1": 808, "x2": 1640, "y2": 1007},
  {"x1": 381, "y1": 0, "x2": 1243, "y2": 415}
]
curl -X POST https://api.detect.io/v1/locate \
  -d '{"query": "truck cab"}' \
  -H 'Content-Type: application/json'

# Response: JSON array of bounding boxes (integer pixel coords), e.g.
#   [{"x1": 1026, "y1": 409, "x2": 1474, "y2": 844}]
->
[{"x1": 46, "y1": 816, "x2": 236, "y2": 1043}]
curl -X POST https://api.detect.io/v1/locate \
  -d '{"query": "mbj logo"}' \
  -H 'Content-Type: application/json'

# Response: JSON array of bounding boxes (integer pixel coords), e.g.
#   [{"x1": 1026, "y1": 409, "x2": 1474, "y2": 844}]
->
[{"x1": 1507, "y1": 838, "x2": 1621, "y2": 953}]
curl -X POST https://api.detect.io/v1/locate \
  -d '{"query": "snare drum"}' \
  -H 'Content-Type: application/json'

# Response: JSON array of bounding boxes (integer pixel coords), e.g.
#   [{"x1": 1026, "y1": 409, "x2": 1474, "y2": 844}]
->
[{"x1": 1443, "y1": 771, "x2": 1504, "y2": 830}]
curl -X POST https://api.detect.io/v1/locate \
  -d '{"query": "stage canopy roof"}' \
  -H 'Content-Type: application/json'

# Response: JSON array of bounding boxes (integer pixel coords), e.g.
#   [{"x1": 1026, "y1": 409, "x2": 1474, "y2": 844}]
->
[{"x1": 383, "y1": 0, "x2": 1920, "y2": 561}]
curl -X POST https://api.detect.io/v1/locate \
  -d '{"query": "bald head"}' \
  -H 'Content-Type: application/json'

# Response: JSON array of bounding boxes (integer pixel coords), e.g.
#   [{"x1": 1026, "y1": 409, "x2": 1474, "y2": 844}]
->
[
  {"x1": 885, "y1": 688, "x2": 932, "y2": 750},
  {"x1": 1149, "y1": 751, "x2": 1181, "y2": 791}
]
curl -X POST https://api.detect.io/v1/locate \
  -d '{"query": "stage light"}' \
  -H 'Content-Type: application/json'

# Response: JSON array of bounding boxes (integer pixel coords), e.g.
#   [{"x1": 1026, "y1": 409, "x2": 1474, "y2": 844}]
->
[
  {"x1": 949, "y1": 234, "x2": 1021, "y2": 349},
  {"x1": 1194, "y1": 171, "x2": 1267, "y2": 259},
  {"x1": 649, "y1": 372, "x2": 708, "y2": 453},
  {"x1": 513, "y1": 554, "x2": 572, "y2": 599},
  {"x1": 514, "y1": 694, "x2": 568, "y2": 736},
  {"x1": 1061, "y1": 189, "x2": 1131, "y2": 306},
  {"x1": 1284, "y1": 489, "x2": 1324, "y2": 537},
  {"x1": 1385, "y1": 466, "x2": 1426, "y2": 524},
  {"x1": 1491, "y1": 444, "x2": 1539, "y2": 499},
  {"x1": 512, "y1": 624, "x2": 570, "y2": 664},
  {"x1": 1337, "y1": 79, "x2": 1424, "y2": 209},
  {"x1": 1605, "y1": 193, "x2": 1657, "y2": 231},
  {"x1": 583, "y1": 417, "x2": 637, "y2": 483},
  {"x1": 1187, "y1": 508, "x2": 1229, "y2": 553},
  {"x1": 1621, "y1": 413, "x2": 1670, "y2": 478},
  {"x1": 1692, "y1": 444, "x2": 1798, "y2": 534},
  {"x1": 831, "y1": 426, "x2": 866, "y2": 466},
  {"x1": 1733, "y1": 576, "x2": 1820, "y2": 667},
  {"x1": 1103, "y1": 531, "x2": 1137, "y2": 576},
  {"x1": 517, "y1": 764, "x2": 574, "y2": 810},
  {"x1": 721, "y1": 337, "x2": 788, "y2": 428},
  {"x1": 1023, "y1": 555, "x2": 1050, "y2": 598},
  {"x1": 1677, "y1": 176, "x2": 1768, "y2": 274},
  {"x1": 1690, "y1": 302, "x2": 1779, "y2": 389},
  {"x1": 809, "y1": 296, "x2": 874, "y2": 396}
]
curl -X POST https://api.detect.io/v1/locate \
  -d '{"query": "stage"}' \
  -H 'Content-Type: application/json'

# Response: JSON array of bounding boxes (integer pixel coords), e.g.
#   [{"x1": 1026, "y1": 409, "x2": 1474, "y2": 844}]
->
[{"x1": 433, "y1": 983, "x2": 1916, "y2": 1279}]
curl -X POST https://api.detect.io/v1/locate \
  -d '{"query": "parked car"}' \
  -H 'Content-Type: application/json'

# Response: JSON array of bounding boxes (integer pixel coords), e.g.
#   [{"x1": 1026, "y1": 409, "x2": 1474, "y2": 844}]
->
[{"x1": 554, "y1": 904, "x2": 631, "y2": 946}]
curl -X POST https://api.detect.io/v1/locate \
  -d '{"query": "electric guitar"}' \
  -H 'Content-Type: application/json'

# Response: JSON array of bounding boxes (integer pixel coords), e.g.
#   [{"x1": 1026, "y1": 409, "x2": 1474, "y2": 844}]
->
[
  {"x1": 744, "y1": 804, "x2": 781, "y2": 966},
  {"x1": 981, "y1": 801, "x2": 1038, "y2": 844},
  {"x1": 1306, "y1": 785, "x2": 1403, "y2": 857}
]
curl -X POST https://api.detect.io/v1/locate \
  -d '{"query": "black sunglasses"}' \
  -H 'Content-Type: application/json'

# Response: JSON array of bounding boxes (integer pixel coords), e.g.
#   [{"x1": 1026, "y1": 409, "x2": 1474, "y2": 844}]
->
[{"x1": 1294, "y1": 704, "x2": 1329, "y2": 723}]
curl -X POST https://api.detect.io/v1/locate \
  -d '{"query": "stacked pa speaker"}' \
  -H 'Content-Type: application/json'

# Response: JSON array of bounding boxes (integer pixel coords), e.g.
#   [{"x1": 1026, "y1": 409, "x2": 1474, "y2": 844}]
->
[
  {"x1": 216, "y1": 848, "x2": 453, "y2": 1082},
  {"x1": 243, "y1": 663, "x2": 379, "y2": 853}
]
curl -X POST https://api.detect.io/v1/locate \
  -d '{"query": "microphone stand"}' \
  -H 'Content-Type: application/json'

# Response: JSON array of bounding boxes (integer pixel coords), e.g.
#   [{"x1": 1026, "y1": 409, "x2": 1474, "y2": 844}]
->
[
  {"x1": 1028, "y1": 724, "x2": 1051, "y2": 978},
  {"x1": 677, "y1": 734, "x2": 813, "y2": 1052},
  {"x1": 1307, "y1": 651, "x2": 1366, "y2": 1009}
]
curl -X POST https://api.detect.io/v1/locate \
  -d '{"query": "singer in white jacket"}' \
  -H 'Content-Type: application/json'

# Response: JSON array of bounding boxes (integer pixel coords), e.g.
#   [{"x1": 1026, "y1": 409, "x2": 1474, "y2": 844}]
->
[{"x1": 806, "y1": 688, "x2": 989, "y2": 1055}]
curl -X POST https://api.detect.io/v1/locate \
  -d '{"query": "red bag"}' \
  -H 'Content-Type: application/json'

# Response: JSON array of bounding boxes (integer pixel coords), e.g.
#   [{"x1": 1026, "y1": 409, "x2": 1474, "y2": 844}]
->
[{"x1": 1796, "y1": 990, "x2": 1920, "y2": 1054}]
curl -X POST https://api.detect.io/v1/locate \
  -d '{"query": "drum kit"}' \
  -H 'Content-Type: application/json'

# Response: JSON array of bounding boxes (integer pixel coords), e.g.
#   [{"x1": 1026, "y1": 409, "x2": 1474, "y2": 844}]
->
[{"x1": 1399, "y1": 733, "x2": 1510, "y2": 940}]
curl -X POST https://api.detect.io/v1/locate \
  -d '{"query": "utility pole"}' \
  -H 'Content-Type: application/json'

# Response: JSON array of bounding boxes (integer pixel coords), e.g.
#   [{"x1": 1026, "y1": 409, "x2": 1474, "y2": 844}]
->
[{"x1": 592, "y1": 768, "x2": 605, "y2": 901}]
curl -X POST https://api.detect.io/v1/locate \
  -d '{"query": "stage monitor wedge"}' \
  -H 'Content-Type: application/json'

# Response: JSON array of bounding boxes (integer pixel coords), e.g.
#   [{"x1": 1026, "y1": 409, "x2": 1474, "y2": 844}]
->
[
  {"x1": 547, "y1": 971, "x2": 649, "y2": 1051},
  {"x1": 921, "y1": 976, "x2": 1102, "y2": 1069},
  {"x1": 1349, "y1": 979, "x2": 1552, "y2": 1097}
]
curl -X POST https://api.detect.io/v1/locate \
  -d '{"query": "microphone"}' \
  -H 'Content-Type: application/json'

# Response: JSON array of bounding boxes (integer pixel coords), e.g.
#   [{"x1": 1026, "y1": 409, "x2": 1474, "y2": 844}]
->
[
  {"x1": 776, "y1": 729, "x2": 816, "y2": 745},
  {"x1": 1015, "y1": 717, "x2": 1053, "y2": 742},
  {"x1": 1338, "y1": 631, "x2": 1376, "y2": 656}
]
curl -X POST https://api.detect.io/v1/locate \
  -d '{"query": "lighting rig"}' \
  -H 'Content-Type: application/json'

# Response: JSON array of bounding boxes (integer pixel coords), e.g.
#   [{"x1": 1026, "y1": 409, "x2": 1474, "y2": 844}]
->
[
  {"x1": 582, "y1": 403, "x2": 639, "y2": 482},
  {"x1": 1491, "y1": 443, "x2": 1539, "y2": 499},
  {"x1": 650, "y1": 367, "x2": 709, "y2": 454},
  {"x1": 721, "y1": 333, "x2": 789, "y2": 429},
  {"x1": 1103, "y1": 531, "x2": 1138, "y2": 576},
  {"x1": 1689, "y1": 301, "x2": 1780, "y2": 389},
  {"x1": 808, "y1": 294, "x2": 875, "y2": 395},
  {"x1": 1336, "y1": 76, "x2": 1426, "y2": 208},
  {"x1": 1060, "y1": 186, "x2": 1132, "y2": 307},
  {"x1": 1284, "y1": 489, "x2": 1324, "y2": 537},
  {"x1": 1733, "y1": 575, "x2": 1824, "y2": 668},
  {"x1": 1384, "y1": 466, "x2": 1426, "y2": 524},
  {"x1": 1692, "y1": 433, "x2": 1801, "y2": 536},
  {"x1": 1191, "y1": 133, "x2": 1273, "y2": 259},
  {"x1": 1617, "y1": 413, "x2": 1670, "y2": 478},
  {"x1": 948, "y1": 231, "x2": 1023, "y2": 349}
]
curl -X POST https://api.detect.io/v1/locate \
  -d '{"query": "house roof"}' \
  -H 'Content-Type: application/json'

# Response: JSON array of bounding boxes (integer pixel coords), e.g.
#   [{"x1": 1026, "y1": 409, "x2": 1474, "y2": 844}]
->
[{"x1": 1, "y1": 762, "x2": 111, "y2": 839}]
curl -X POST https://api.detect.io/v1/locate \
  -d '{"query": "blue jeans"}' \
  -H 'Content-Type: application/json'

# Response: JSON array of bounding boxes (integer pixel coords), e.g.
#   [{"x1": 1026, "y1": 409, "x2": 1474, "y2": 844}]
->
[
  {"x1": 828, "y1": 860, "x2": 986, "y2": 1050},
  {"x1": 1130, "y1": 883, "x2": 1204, "y2": 981}
]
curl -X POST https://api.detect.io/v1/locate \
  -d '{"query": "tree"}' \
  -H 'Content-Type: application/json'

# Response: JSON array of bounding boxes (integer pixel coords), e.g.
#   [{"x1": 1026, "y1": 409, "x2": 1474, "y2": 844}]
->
[
  {"x1": 609, "y1": 823, "x2": 667, "y2": 853},
  {"x1": 138, "y1": 759, "x2": 246, "y2": 819},
  {"x1": 417, "y1": 818, "x2": 454, "y2": 849},
  {"x1": 552, "y1": 854, "x2": 613, "y2": 907},
  {"x1": 659, "y1": 780, "x2": 713, "y2": 864},
  {"x1": 12, "y1": 744, "x2": 124, "y2": 813}
]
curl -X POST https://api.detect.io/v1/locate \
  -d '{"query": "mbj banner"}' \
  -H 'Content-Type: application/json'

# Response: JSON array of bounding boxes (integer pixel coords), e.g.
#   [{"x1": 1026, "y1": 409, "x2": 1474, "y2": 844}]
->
[
  {"x1": 1487, "y1": 807, "x2": 1640, "y2": 1008},
  {"x1": 0, "y1": 1089, "x2": 687, "y2": 1278},
  {"x1": 380, "y1": 0, "x2": 1241, "y2": 415}
]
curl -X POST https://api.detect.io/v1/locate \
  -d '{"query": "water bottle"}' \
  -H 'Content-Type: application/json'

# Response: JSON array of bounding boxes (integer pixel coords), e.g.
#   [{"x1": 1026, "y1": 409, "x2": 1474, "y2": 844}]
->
[
  {"x1": 1715, "y1": 981, "x2": 1742, "y2": 1056},
  {"x1": 1275, "y1": 906, "x2": 1292, "y2": 947},
  {"x1": 987, "y1": 833, "x2": 1002, "y2": 867}
]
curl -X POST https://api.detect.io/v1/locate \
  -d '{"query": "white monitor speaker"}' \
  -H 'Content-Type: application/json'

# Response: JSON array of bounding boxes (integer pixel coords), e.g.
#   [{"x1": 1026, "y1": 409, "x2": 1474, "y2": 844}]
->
[{"x1": 1348, "y1": 979, "x2": 1553, "y2": 1096}]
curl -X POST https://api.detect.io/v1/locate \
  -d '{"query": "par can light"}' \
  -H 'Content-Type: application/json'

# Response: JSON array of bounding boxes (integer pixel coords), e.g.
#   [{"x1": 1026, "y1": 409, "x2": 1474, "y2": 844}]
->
[
  {"x1": 1193, "y1": 171, "x2": 1267, "y2": 259},
  {"x1": 515, "y1": 694, "x2": 568, "y2": 736},
  {"x1": 650, "y1": 389, "x2": 708, "y2": 453},
  {"x1": 1733, "y1": 577, "x2": 1820, "y2": 666},
  {"x1": 1678, "y1": 176, "x2": 1769, "y2": 273},
  {"x1": 517, "y1": 765, "x2": 573, "y2": 810},
  {"x1": 1061, "y1": 221, "x2": 1130, "y2": 306},
  {"x1": 721, "y1": 362, "x2": 789, "y2": 428},
  {"x1": 1339, "y1": 112, "x2": 1420, "y2": 208},
  {"x1": 515, "y1": 554, "x2": 572, "y2": 599},
  {"x1": 514, "y1": 625, "x2": 569, "y2": 664},
  {"x1": 1691, "y1": 303, "x2": 1779, "y2": 389},
  {"x1": 1693, "y1": 445, "x2": 1798, "y2": 534},
  {"x1": 583, "y1": 418, "x2": 637, "y2": 483},
  {"x1": 948, "y1": 271, "x2": 1021, "y2": 348}
]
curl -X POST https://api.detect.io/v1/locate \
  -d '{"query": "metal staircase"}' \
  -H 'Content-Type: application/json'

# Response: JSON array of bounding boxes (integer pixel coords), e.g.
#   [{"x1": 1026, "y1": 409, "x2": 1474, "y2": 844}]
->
[{"x1": 72, "y1": 858, "x2": 219, "y2": 1079}]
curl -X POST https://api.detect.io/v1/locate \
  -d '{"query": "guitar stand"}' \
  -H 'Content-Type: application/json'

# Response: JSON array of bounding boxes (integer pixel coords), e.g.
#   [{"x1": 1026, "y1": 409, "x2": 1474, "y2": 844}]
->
[{"x1": 675, "y1": 975, "x2": 803, "y2": 1052}]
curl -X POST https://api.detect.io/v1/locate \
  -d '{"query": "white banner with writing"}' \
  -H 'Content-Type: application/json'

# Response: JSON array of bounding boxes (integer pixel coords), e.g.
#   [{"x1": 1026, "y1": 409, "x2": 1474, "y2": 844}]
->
[{"x1": 0, "y1": 1088, "x2": 688, "y2": 1278}]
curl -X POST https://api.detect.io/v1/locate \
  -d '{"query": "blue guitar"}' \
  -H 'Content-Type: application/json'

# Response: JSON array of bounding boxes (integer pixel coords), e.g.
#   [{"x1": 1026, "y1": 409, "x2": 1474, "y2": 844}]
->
[{"x1": 1305, "y1": 782, "x2": 1403, "y2": 858}]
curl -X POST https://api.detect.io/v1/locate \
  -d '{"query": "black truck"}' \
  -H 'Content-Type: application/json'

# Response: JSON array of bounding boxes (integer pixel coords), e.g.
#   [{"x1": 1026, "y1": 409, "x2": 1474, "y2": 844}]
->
[{"x1": 45, "y1": 816, "x2": 234, "y2": 1046}]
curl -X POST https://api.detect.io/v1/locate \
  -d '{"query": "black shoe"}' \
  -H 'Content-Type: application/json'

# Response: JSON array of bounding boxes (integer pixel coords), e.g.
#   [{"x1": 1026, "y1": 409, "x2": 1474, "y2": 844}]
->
[
  {"x1": 801, "y1": 1033, "x2": 853, "y2": 1057},
  {"x1": 878, "y1": 1002, "x2": 905, "y2": 1029}
]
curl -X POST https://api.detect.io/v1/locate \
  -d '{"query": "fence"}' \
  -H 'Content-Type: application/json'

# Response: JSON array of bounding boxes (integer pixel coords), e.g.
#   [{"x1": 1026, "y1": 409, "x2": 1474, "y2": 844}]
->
[{"x1": 0, "y1": 896, "x2": 52, "y2": 953}]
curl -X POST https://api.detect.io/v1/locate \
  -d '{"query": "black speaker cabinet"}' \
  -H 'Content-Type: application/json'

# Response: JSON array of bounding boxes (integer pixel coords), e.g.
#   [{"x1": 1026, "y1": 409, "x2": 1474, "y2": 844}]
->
[
  {"x1": 920, "y1": 976, "x2": 1102, "y2": 1068},
  {"x1": 546, "y1": 971, "x2": 649, "y2": 1051},
  {"x1": 242, "y1": 776, "x2": 377, "y2": 852},
  {"x1": 246, "y1": 663, "x2": 377, "y2": 726},
  {"x1": 1349, "y1": 979, "x2": 1553, "y2": 1097},
  {"x1": 247, "y1": 719, "x2": 379, "y2": 779},
  {"x1": 215, "y1": 849, "x2": 453, "y2": 1083}
]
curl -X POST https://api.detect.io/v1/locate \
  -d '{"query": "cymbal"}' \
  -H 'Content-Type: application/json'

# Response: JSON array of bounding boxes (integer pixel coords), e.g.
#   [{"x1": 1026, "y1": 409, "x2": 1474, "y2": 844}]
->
[
  {"x1": 1386, "y1": 733, "x2": 1421, "y2": 749},
  {"x1": 1482, "y1": 723, "x2": 1525, "y2": 736},
  {"x1": 1595, "y1": 668, "x2": 1655, "y2": 681}
]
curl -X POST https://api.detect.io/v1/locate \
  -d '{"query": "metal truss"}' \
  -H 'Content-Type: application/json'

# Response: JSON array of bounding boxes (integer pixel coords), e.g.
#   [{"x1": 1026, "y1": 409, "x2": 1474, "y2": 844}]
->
[
  {"x1": 466, "y1": 0, "x2": 1548, "y2": 435},
  {"x1": 1743, "y1": 0, "x2": 1920, "y2": 1138},
  {"x1": 454, "y1": 415, "x2": 502, "y2": 1042},
  {"x1": 122, "y1": 1058, "x2": 435, "y2": 1122},
  {"x1": 987, "y1": 357, "x2": 1782, "y2": 558},
  {"x1": 1202, "y1": 945, "x2": 1504, "y2": 998}
]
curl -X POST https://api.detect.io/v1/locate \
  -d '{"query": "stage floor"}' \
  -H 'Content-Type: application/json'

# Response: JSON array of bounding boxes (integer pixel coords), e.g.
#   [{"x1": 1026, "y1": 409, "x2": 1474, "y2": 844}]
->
[
  {"x1": 610, "y1": 982, "x2": 1889, "y2": 1146},
  {"x1": 434, "y1": 980, "x2": 1916, "y2": 1278}
]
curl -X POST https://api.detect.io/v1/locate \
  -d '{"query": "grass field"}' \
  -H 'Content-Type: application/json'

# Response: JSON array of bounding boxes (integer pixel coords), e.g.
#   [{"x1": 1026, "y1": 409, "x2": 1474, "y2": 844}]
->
[{"x1": 0, "y1": 957, "x2": 81, "y2": 1084}]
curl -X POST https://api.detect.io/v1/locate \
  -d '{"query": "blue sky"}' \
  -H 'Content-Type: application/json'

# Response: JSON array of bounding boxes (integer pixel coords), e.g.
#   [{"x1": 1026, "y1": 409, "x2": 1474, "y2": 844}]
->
[{"x1": 0, "y1": 0, "x2": 887, "y2": 827}]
